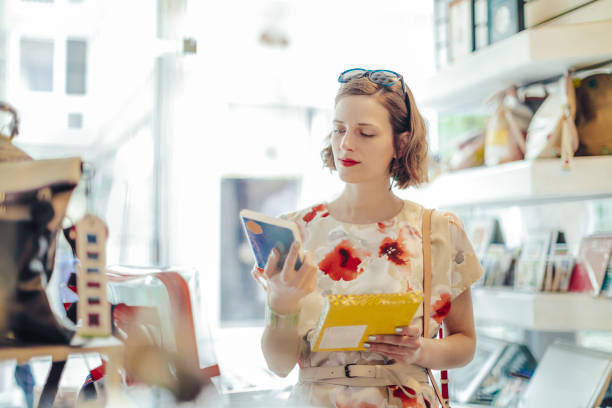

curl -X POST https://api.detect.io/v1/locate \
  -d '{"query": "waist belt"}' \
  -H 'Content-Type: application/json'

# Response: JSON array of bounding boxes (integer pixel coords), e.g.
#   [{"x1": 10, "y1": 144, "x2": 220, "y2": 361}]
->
[{"x1": 299, "y1": 363, "x2": 428, "y2": 389}]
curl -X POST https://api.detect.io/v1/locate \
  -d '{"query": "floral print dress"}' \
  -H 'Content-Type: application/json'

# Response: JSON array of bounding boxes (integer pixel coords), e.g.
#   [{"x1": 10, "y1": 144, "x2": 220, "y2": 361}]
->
[{"x1": 281, "y1": 200, "x2": 483, "y2": 408}]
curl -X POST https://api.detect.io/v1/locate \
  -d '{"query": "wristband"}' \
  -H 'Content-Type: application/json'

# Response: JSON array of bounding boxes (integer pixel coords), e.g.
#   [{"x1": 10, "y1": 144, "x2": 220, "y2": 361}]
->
[{"x1": 265, "y1": 304, "x2": 300, "y2": 329}]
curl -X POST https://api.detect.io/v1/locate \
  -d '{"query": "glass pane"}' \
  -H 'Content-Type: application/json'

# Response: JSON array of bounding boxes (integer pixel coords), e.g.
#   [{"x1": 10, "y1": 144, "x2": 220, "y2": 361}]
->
[
  {"x1": 66, "y1": 39, "x2": 87, "y2": 95},
  {"x1": 220, "y1": 177, "x2": 301, "y2": 325},
  {"x1": 20, "y1": 38, "x2": 54, "y2": 92}
]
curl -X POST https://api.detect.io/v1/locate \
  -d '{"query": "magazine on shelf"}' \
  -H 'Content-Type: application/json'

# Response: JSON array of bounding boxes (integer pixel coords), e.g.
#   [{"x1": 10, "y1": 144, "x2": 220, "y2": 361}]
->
[
  {"x1": 467, "y1": 217, "x2": 504, "y2": 262},
  {"x1": 239, "y1": 209, "x2": 303, "y2": 271},
  {"x1": 515, "y1": 231, "x2": 553, "y2": 292},
  {"x1": 482, "y1": 244, "x2": 514, "y2": 287},
  {"x1": 568, "y1": 233, "x2": 612, "y2": 295},
  {"x1": 600, "y1": 255, "x2": 612, "y2": 298}
]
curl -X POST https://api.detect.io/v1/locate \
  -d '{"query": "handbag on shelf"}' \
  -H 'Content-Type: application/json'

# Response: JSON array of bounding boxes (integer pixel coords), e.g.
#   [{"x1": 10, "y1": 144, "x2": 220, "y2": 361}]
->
[
  {"x1": 484, "y1": 87, "x2": 533, "y2": 166},
  {"x1": 574, "y1": 72, "x2": 612, "y2": 156},
  {"x1": 0, "y1": 156, "x2": 82, "y2": 345},
  {"x1": 525, "y1": 73, "x2": 579, "y2": 168}
]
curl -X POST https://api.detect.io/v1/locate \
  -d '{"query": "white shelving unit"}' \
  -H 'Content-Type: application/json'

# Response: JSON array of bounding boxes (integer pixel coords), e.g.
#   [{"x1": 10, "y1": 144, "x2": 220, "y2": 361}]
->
[
  {"x1": 405, "y1": 156, "x2": 612, "y2": 209},
  {"x1": 415, "y1": 20, "x2": 612, "y2": 112},
  {"x1": 472, "y1": 288, "x2": 612, "y2": 332},
  {"x1": 407, "y1": 19, "x2": 612, "y2": 340}
]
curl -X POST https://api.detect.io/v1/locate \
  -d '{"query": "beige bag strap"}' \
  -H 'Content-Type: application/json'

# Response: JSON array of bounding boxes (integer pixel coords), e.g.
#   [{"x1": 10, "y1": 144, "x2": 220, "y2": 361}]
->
[{"x1": 422, "y1": 208, "x2": 449, "y2": 408}]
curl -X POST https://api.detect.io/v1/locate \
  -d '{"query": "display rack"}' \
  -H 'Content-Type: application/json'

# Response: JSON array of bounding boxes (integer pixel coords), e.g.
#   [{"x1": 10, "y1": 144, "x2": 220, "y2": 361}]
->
[
  {"x1": 472, "y1": 288, "x2": 612, "y2": 331},
  {"x1": 400, "y1": 154, "x2": 612, "y2": 333},
  {"x1": 415, "y1": 19, "x2": 612, "y2": 112}
]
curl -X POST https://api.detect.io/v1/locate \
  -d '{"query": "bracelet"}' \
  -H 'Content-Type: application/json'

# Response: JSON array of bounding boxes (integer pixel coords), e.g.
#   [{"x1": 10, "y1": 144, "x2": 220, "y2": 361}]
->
[{"x1": 265, "y1": 304, "x2": 300, "y2": 329}]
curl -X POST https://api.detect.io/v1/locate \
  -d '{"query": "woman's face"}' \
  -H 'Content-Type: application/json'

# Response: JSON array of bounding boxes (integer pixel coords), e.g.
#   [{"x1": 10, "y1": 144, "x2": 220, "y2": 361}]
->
[{"x1": 331, "y1": 95, "x2": 396, "y2": 185}]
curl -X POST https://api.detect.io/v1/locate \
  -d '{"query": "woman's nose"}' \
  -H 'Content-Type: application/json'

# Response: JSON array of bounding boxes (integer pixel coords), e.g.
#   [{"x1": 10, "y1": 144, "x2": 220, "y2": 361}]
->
[{"x1": 340, "y1": 130, "x2": 355, "y2": 151}]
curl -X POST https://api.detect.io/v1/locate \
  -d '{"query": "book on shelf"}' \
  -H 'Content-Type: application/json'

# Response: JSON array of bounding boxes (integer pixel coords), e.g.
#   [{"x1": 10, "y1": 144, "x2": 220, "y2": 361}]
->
[
  {"x1": 568, "y1": 233, "x2": 612, "y2": 295},
  {"x1": 468, "y1": 217, "x2": 505, "y2": 262},
  {"x1": 544, "y1": 0, "x2": 612, "y2": 26},
  {"x1": 544, "y1": 236, "x2": 575, "y2": 292},
  {"x1": 515, "y1": 230, "x2": 566, "y2": 292},
  {"x1": 482, "y1": 244, "x2": 516, "y2": 287},
  {"x1": 600, "y1": 255, "x2": 612, "y2": 297},
  {"x1": 524, "y1": 0, "x2": 597, "y2": 28}
]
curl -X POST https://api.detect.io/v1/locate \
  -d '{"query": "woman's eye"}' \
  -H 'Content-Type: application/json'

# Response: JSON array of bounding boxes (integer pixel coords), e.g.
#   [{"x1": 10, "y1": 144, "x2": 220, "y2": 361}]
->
[
  {"x1": 361, "y1": 132, "x2": 374, "y2": 137},
  {"x1": 333, "y1": 128, "x2": 345, "y2": 135}
]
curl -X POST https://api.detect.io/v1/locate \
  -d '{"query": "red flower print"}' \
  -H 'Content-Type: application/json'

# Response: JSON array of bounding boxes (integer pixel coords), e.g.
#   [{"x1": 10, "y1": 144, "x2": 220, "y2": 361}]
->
[
  {"x1": 379, "y1": 236, "x2": 411, "y2": 266},
  {"x1": 377, "y1": 219, "x2": 396, "y2": 233},
  {"x1": 389, "y1": 385, "x2": 419, "y2": 407},
  {"x1": 442, "y1": 211, "x2": 464, "y2": 229},
  {"x1": 318, "y1": 240, "x2": 365, "y2": 281},
  {"x1": 303, "y1": 203, "x2": 327, "y2": 223},
  {"x1": 432, "y1": 292, "x2": 452, "y2": 323}
]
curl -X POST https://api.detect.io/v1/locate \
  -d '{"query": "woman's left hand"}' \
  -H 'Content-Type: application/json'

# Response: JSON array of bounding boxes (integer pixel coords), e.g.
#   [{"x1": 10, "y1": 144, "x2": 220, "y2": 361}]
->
[{"x1": 365, "y1": 326, "x2": 423, "y2": 365}]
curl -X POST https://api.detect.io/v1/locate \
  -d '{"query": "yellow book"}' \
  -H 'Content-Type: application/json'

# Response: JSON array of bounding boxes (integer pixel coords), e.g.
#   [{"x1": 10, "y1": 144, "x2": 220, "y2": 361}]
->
[{"x1": 312, "y1": 292, "x2": 423, "y2": 352}]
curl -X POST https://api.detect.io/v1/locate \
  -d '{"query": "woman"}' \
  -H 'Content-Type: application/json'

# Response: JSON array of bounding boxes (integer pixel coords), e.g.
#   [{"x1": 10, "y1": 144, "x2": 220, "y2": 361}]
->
[{"x1": 253, "y1": 69, "x2": 483, "y2": 407}]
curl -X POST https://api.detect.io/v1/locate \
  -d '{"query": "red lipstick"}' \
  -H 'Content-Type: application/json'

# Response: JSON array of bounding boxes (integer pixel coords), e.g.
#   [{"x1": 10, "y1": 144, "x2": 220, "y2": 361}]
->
[{"x1": 340, "y1": 159, "x2": 360, "y2": 167}]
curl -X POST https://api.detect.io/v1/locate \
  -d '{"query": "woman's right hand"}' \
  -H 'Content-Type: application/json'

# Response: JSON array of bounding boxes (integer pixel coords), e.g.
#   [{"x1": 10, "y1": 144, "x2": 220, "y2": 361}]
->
[{"x1": 252, "y1": 241, "x2": 318, "y2": 314}]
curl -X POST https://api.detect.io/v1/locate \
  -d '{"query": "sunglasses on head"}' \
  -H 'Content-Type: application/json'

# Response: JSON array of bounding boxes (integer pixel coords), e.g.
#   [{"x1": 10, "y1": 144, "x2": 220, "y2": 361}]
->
[{"x1": 338, "y1": 68, "x2": 411, "y2": 119}]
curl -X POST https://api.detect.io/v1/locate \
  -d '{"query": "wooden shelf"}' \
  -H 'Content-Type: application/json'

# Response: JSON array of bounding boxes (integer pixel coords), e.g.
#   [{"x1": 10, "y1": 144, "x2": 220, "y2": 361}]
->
[
  {"x1": 472, "y1": 288, "x2": 612, "y2": 331},
  {"x1": 403, "y1": 156, "x2": 612, "y2": 209},
  {"x1": 0, "y1": 336, "x2": 123, "y2": 364},
  {"x1": 415, "y1": 20, "x2": 612, "y2": 112}
]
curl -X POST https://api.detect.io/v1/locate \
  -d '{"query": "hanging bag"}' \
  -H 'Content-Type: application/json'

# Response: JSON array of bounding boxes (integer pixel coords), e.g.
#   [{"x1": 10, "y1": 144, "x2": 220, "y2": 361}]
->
[{"x1": 0, "y1": 157, "x2": 82, "y2": 344}]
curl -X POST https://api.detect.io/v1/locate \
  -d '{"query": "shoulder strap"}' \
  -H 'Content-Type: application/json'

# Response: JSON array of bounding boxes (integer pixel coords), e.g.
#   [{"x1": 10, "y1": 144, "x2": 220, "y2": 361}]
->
[{"x1": 422, "y1": 208, "x2": 449, "y2": 408}]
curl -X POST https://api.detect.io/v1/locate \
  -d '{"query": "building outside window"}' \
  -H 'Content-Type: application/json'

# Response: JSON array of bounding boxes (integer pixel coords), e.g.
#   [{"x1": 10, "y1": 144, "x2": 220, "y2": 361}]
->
[{"x1": 19, "y1": 37, "x2": 54, "y2": 92}]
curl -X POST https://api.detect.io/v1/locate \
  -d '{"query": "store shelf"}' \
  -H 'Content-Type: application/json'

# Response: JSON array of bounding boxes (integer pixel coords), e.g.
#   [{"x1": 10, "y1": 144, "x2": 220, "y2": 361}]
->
[
  {"x1": 404, "y1": 156, "x2": 612, "y2": 209},
  {"x1": 472, "y1": 288, "x2": 612, "y2": 331},
  {"x1": 416, "y1": 20, "x2": 612, "y2": 112}
]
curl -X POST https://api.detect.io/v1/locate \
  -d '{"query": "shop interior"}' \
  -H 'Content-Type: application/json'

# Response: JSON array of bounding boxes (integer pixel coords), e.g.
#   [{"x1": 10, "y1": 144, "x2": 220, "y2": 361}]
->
[{"x1": 1, "y1": 0, "x2": 612, "y2": 407}]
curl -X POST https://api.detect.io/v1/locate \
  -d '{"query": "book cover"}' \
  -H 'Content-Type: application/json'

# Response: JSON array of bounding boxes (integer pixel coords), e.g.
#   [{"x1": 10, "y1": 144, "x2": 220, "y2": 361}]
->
[
  {"x1": 312, "y1": 292, "x2": 422, "y2": 352},
  {"x1": 239, "y1": 209, "x2": 302, "y2": 271},
  {"x1": 568, "y1": 233, "x2": 612, "y2": 295},
  {"x1": 515, "y1": 231, "x2": 553, "y2": 292},
  {"x1": 600, "y1": 255, "x2": 612, "y2": 297},
  {"x1": 524, "y1": 0, "x2": 597, "y2": 28},
  {"x1": 544, "y1": 232, "x2": 568, "y2": 292}
]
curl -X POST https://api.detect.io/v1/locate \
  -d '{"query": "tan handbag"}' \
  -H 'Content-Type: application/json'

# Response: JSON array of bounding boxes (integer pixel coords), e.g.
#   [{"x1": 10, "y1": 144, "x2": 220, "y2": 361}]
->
[
  {"x1": 422, "y1": 208, "x2": 450, "y2": 408},
  {"x1": 575, "y1": 72, "x2": 612, "y2": 156}
]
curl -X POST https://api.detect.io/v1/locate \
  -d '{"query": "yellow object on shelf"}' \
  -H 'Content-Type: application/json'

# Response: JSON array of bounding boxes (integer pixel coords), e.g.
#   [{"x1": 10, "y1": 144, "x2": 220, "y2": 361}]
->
[{"x1": 312, "y1": 292, "x2": 423, "y2": 352}]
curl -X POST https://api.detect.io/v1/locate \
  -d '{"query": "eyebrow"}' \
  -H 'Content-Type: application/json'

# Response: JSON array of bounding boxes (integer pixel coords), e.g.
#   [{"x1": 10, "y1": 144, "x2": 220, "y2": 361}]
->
[{"x1": 333, "y1": 120, "x2": 378, "y2": 127}]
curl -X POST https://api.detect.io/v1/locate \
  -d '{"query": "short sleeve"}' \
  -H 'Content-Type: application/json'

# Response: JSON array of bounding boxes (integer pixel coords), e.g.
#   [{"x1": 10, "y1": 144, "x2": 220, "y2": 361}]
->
[{"x1": 444, "y1": 212, "x2": 484, "y2": 299}]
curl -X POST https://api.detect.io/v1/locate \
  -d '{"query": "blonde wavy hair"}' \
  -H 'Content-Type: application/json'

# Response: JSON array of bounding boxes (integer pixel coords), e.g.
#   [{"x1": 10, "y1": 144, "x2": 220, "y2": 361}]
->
[{"x1": 320, "y1": 76, "x2": 428, "y2": 189}]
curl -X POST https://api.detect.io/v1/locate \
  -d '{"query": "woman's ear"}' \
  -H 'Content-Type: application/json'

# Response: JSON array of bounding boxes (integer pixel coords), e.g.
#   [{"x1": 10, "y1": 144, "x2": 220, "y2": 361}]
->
[{"x1": 394, "y1": 131, "x2": 411, "y2": 158}]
